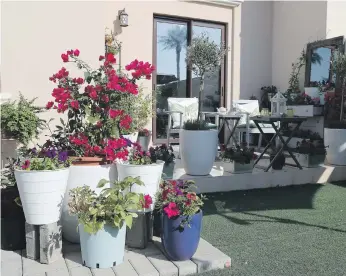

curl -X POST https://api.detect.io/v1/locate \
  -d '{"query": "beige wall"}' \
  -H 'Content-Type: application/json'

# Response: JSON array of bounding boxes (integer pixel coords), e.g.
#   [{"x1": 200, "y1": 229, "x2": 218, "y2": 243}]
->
[{"x1": 1, "y1": 0, "x2": 240, "y2": 144}]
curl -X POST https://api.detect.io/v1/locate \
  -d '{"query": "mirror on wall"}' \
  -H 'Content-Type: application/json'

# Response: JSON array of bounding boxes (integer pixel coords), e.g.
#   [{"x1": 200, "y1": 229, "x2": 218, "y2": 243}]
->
[{"x1": 305, "y1": 36, "x2": 344, "y2": 88}]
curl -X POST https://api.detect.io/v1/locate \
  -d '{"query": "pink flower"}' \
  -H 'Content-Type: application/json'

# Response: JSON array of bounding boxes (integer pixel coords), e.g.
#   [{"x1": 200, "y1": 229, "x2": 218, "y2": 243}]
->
[
  {"x1": 21, "y1": 160, "x2": 30, "y2": 170},
  {"x1": 73, "y1": 49, "x2": 80, "y2": 56},
  {"x1": 164, "y1": 202, "x2": 180, "y2": 218},
  {"x1": 70, "y1": 100, "x2": 79, "y2": 110},
  {"x1": 142, "y1": 194, "x2": 153, "y2": 209},
  {"x1": 109, "y1": 109, "x2": 124, "y2": 119}
]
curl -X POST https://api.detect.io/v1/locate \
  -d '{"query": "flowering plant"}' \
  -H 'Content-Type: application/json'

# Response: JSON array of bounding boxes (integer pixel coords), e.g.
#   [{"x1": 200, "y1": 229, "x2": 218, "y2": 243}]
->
[
  {"x1": 149, "y1": 144, "x2": 175, "y2": 164},
  {"x1": 138, "y1": 128, "x2": 150, "y2": 137},
  {"x1": 15, "y1": 147, "x2": 71, "y2": 171},
  {"x1": 155, "y1": 179, "x2": 206, "y2": 227},
  {"x1": 126, "y1": 143, "x2": 153, "y2": 165},
  {"x1": 220, "y1": 145, "x2": 256, "y2": 164},
  {"x1": 45, "y1": 49, "x2": 155, "y2": 160}
]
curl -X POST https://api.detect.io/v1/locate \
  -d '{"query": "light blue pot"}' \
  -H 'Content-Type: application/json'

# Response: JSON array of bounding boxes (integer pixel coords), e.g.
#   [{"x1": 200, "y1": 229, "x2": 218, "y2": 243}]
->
[{"x1": 79, "y1": 223, "x2": 126, "y2": 269}]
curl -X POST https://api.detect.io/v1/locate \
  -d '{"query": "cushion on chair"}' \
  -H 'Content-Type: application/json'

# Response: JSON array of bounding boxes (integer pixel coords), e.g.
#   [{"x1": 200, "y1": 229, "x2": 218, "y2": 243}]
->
[{"x1": 167, "y1": 98, "x2": 199, "y2": 128}]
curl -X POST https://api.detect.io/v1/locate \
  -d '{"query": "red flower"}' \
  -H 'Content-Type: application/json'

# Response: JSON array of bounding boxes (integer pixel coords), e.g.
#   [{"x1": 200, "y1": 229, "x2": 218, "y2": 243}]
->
[
  {"x1": 46, "y1": 101, "x2": 54, "y2": 110},
  {"x1": 119, "y1": 114, "x2": 132, "y2": 129},
  {"x1": 73, "y1": 49, "x2": 80, "y2": 56},
  {"x1": 73, "y1": 77, "x2": 84, "y2": 84},
  {"x1": 185, "y1": 201, "x2": 191, "y2": 206},
  {"x1": 101, "y1": 95, "x2": 109, "y2": 103},
  {"x1": 21, "y1": 160, "x2": 30, "y2": 170},
  {"x1": 105, "y1": 53, "x2": 116, "y2": 64},
  {"x1": 61, "y1": 54, "x2": 69, "y2": 62},
  {"x1": 109, "y1": 109, "x2": 124, "y2": 119},
  {"x1": 142, "y1": 194, "x2": 153, "y2": 209},
  {"x1": 99, "y1": 55, "x2": 105, "y2": 61},
  {"x1": 93, "y1": 145, "x2": 101, "y2": 153},
  {"x1": 164, "y1": 202, "x2": 180, "y2": 218},
  {"x1": 187, "y1": 193, "x2": 197, "y2": 201},
  {"x1": 70, "y1": 100, "x2": 79, "y2": 110},
  {"x1": 96, "y1": 121, "x2": 103, "y2": 128}
]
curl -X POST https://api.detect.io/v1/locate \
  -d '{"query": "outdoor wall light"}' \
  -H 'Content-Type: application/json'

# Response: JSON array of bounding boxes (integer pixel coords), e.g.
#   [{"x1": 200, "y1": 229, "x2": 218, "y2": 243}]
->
[{"x1": 119, "y1": 9, "x2": 128, "y2": 27}]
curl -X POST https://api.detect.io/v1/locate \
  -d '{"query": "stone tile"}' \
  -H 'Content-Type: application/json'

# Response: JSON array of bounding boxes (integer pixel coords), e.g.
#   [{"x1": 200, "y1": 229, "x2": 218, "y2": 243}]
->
[
  {"x1": 91, "y1": 268, "x2": 116, "y2": 276},
  {"x1": 46, "y1": 268, "x2": 70, "y2": 276},
  {"x1": 147, "y1": 254, "x2": 178, "y2": 276},
  {"x1": 191, "y1": 239, "x2": 231, "y2": 273},
  {"x1": 69, "y1": 266, "x2": 92, "y2": 276},
  {"x1": 22, "y1": 254, "x2": 68, "y2": 276},
  {"x1": 127, "y1": 252, "x2": 159, "y2": 276},
  {"x1": 64, "y1": 251, "x2": 83, "y2": 270},
  {"x1": 1, "y1": 250, "x2": 23, "y2": 276},
  {"x1": 112, "y1": 261, "x2": 138, "y2": 276},
  {"x1": 127, "y1": 242, "x2": 162, "y2": 257}
]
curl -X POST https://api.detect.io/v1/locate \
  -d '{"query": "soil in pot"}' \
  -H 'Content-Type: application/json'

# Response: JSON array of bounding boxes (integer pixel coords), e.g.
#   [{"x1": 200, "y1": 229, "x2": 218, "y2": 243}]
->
[
  {"x1": 270, "y1": 153, "x2": 286, "y2": 170},
  {"x1": 1, "y1": 187, "x2": 26, "y2": 250}
]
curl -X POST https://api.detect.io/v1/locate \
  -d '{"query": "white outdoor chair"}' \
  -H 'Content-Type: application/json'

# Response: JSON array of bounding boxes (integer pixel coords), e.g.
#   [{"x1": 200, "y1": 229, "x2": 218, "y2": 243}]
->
[
  {"x1": 232, "y1": 100, "x2": 277, "y2": 149},
  {"x1": 165, "y1": 97, "x2": 217, "y2": 146}
]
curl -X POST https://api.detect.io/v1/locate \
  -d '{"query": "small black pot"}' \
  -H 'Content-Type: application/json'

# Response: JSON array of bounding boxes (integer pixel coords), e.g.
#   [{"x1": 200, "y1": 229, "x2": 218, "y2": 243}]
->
[
  {"x1": 270, "y1": 153, "x2": 286, "y2": 170},
  {"x1": 153, "y1": 209, "x2": 162, "y2": 237},
  {"x1": 1, "y1": 187, "x2": 26, "y2": 250},
  {"x1": 126, "y1": 211, "x2": 153, "y2": 249}
]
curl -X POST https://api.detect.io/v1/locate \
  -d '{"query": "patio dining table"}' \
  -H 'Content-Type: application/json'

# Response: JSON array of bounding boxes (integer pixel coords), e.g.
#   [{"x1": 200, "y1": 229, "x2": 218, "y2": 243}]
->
[
  {"x1": 250, "y1": 115, "x2": 308, "y2": 172},
  {"x1": 202, "y1": 112, "x2": 242, "y2": 147}
]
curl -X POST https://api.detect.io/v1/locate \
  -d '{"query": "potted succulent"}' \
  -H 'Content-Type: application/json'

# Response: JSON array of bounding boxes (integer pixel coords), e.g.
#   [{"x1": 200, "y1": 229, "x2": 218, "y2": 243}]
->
[
  {"x1": 116, "y1": 143, "x2": 164, "y2": 209},
  {"x1": 220, "y1": 145, "x2": 256, "y2": 174},
  {"x1": 1, "y1": 93, "x2": 45, "y2": 168},
  {"x1": 180, "y1": 33, "x2": 228, "y2": 176},
  {"x1": 45, "y1": 49, "x2": 155, "y2": 242},
  {"x1": 14, "y1": 147, "x2": 71, "y2": 225},
  {"x1": 294, "y1": 139, "x2": 326, "y2": 167},
  {"x1": 155, "y1": 179, "x2": 206, "y2": 261},
  {"x1": 137, "y1": 128, "x2": 151, "y2": 151},
  {"x1": 126, "y1": 194, "x2": 153, "y2": 249},
  {"x1": 1, "y1": 157, "x2": 25, "y2": 250},
  {"x1": 68, "y1": 177, "x2": 144, "y2": 269},
  {"x1": 149, "y1": 144, "x2": 175, "y2": 179},
  {"x1": 324, "y1": 49, "x2": 346, "y2": 165}
]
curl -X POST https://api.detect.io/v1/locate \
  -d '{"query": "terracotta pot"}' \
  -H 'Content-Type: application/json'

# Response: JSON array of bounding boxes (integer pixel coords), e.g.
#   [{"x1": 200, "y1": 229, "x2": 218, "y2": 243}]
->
[{"x1": 70, "y1": 156, "x2": 111, "y2": 166}]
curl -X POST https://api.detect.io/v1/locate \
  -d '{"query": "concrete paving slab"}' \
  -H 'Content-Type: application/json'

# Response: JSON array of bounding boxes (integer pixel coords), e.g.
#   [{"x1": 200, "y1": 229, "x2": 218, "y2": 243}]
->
[
  {"x1": 147, "y1": 254, "x2": 178, "y2": 276},
  {"x1": 127, "y1": 251, "x2": 159, "y2": 276},
  {"x1": 91, "y1": 268, "x2": 116, "y2": 276},
  {"x1": 112, "y1": 261, "x2": 138, "y2": 276}
]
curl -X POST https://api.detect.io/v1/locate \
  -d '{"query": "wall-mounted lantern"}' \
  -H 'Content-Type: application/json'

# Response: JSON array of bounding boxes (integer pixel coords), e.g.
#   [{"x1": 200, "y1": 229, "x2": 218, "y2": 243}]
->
[{"x1": 119, "y1": 9, "x2": 128, "y2": 27}]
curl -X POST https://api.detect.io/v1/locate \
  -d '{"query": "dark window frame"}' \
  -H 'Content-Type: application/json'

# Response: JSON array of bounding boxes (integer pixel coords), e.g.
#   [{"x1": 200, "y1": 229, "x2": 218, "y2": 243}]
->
[{"x1": 152, "y1": 15, "x2": 227, "y2": 144}]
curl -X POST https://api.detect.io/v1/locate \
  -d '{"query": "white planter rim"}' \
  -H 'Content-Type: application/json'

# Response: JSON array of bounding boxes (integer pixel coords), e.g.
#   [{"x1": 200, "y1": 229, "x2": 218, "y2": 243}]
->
[
  {"x1": 117, "y1": 160, "x2": 164, "y2": 167},
  {"x1": 182, "y1": 129, "x2": 218, "y2": 133},
  {"x1": 15, "y1": 167, "x2": 70, "y2": 173}
]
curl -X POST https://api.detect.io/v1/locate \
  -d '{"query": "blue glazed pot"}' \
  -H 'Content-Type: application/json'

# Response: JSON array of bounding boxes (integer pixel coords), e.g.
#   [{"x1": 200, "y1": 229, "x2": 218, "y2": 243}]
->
[
  {"x1": 161, "y1": 210, "x2": 202, "y2": 261},
  {"x1": 79, "y1": 223, "x2": 126, "y2": 269}
]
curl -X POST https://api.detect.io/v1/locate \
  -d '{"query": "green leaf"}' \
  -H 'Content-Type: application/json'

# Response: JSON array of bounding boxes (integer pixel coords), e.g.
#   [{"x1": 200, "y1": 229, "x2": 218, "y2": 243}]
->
[
  {"x1": 60, "y1": 118, "x2": 65, "y2": 126},
  {"x1": 125, "y1": 215, "x2": 133, "y2": 229},
  {"x1": 97, "y1": 179, "x2": 109, "y2": 188}
]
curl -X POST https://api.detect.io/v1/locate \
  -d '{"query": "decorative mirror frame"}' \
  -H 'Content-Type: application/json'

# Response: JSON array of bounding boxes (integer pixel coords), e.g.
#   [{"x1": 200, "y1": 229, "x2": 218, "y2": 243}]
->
[{"x1": 304, "y1": 36, "x2": 345, "y2": 87}]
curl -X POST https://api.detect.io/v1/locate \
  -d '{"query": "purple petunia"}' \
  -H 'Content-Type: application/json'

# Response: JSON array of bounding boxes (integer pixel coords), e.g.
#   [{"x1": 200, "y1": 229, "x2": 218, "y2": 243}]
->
[
  {"x1": 58, "y1": 151, "x2": 68, "y2": 162},
  {"x1": 45, "y1": 148, "x2": 57, "y2": 159}
]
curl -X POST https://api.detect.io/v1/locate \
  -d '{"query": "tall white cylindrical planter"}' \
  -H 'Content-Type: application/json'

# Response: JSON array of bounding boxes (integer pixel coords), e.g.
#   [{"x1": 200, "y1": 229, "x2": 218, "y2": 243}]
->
[
  {"x1": 324, "y1": 128, "x2": 346, "y2": 165},
  {"x1": 116, "y1": 161, "x2": 164, "y2": 209},
  {"x1": 14, "y1": 168, "x2": 69, "y2": 225},
  {"x1": 180, "y1": 129, "x2": 218, "y2": 176},
  {"x1": 62, "y1": 161, "x2": 117, "y2": 243}
]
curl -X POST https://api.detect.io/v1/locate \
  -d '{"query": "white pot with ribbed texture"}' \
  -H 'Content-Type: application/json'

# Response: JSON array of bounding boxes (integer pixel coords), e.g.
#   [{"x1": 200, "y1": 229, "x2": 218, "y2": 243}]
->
[
  {"x1": 14, "y1": 168, "x2": 69, "y2": 225},
  {"x1": 116, "y1": 161, "x2": 164, "y2": 209},
  {"x1": 180, "y1": 129, "x2": 218, "y2": 176}
]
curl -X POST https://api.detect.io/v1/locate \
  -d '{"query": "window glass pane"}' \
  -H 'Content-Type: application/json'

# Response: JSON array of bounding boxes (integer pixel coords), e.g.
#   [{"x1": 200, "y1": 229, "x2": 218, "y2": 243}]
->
[
  {"x1": 155, "y1": 21, "x2": 188, "y2": 140},
  {"x1": 191, "y1": 25, "x2": 222, "y2": 112}
]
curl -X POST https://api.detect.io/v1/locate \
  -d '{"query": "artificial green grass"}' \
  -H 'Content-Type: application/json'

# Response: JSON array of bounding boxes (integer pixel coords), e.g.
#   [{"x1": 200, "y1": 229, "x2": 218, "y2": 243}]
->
[{"x1": 197, "y1": 182, "x2": 346, "y2": 276}]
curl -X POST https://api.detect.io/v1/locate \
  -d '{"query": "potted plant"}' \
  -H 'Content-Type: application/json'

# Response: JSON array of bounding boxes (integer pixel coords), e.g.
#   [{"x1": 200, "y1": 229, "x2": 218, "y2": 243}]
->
[
  {"x1": 137, "y1": 128, "x2": 151, "y2": 151},
  {"x1": 260, "y1": 85, "x2": 277, "y2": 111},
  {"x1": 126, "y1": 194, "x2": 153, "y2": 249},
  {"x1": 116, "y1": 143, "x2": 164, "y2": 209},
  {"x1": 14, "y1": 147, "x2": 71, "y2": 225},
  {"x1": 155, "y1": 179, "x2": 206, "y2": 261},
  {"x1": 294, "y1": 139, "x2": 326, "y2": 167},
  {"x1": 324, "y1": 49, "x2": 346, "y2": 165},
  {"x1": 180, "y1": 33, "x2": 228, "y2": 176},
  {"x1": 45, "y1": 49, "x2": 155, "y2": 242},
  {"x1": 1, "y1": 93, "x2": 45, "y2": 168},
  {"x1": 68, "y1": 177, "x2": 144, "y2": 268},
  {"x1": 1, "y1": 157, "x2": 25, "y2": 250},
  {"x1": 269, "y1": 148, "x2": 286, "y2": 170},
  {"x1": 220, "y1": 145, "x2": 256, "y2": 174},
  {"x1": 149, "y1": 144, "x2": 175, "y2": 179},
  {"x1": 285, "y1": 92, "x2": 322, "y2": 117}
]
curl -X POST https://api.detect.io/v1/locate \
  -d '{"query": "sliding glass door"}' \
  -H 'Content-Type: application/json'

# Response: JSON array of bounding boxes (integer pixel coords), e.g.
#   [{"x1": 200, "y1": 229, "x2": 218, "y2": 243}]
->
[{"x1": 153, "y1": 17, "x2": 226, "y2": 143}]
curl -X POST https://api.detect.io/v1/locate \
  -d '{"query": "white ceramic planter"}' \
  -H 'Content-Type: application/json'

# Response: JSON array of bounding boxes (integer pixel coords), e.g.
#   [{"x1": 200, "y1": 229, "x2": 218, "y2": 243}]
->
[
  {"x1": 14, "y1": 168, "x2": 69, "y2": 225},
  {"x1": 293, "y1": 153, "x2": 325, "y2": 168},
  {"x1": 287, "y1": 105, "x2": 323, "y2": 117},
  {"x1": 180, "y1": 129, "x2": 218, "y2": 176},
  {"x1": 223, "y1": 160, "x2": 254, "y2": 174},
  {"x1": 122, "y1": 132, "x2": 139, "y2": 143},
  {"x1": 116, "y1": 161, "x2": 164, "y2": 209},
  {"x1": 61, "y1": 164, "x2": 117, "y2": 243},
  {"x1": 324, "y1": 128, "x2": 346, "y2": 166}
]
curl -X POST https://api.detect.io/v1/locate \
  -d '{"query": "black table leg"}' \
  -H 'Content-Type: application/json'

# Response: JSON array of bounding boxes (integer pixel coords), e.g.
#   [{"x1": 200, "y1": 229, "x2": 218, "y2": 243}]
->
[
  {"x1": 224, "y1": 119, "x2": 240, "y2": 147},
  {"x1": 271, "y1": 122, "x2": 304, "y2": 170}
]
